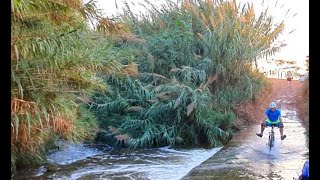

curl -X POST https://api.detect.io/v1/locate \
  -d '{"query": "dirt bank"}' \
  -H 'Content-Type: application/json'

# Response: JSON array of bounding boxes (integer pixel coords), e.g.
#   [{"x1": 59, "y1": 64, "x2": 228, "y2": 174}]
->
[{"x1": 234, "y1": 78, "x2": 308, "y2": 128}]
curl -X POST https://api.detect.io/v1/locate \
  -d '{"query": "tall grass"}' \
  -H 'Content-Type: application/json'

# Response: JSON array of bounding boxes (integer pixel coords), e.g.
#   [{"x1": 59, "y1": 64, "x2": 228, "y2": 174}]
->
[
  {"x1": 89, "y1": 75, "x2": 235, "y2": 148},
  {"x1": 88, "y1": 0, "x2": 283, "y2": 148},
  {"x1": 11, "y1": 0, "x2": 127, "y2": 174}
]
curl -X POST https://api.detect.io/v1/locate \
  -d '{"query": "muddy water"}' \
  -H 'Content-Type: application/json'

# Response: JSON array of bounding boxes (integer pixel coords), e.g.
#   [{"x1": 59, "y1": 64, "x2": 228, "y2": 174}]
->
[
  {"x1": 181, "y1": 108, "x2": 309, "y2": 180},
  {"x1": 15, "y1": 145, "x2": 221, "y2": 180}
]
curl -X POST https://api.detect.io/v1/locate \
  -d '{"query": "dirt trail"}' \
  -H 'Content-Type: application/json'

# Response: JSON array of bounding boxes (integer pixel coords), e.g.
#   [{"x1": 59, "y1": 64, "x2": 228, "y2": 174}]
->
[
  {"x1": 182, "y1": 78, "x2": 309, "y2": 180},
  {"x1": 263, "y1": 79, "x2": 307, "y2": 126},
  {"x1": 233, "y1": 78, "x2": 307, "y2": 128}
]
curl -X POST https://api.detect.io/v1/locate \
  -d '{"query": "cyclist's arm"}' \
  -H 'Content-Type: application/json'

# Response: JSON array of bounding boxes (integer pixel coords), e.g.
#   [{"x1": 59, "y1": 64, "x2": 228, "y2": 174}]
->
[
  {"x1": 278, "y1": 110, "x2": 282, "y2": 122},
  {"x1": 264, "y1": 109, "x2": 269, "y2": 120}
]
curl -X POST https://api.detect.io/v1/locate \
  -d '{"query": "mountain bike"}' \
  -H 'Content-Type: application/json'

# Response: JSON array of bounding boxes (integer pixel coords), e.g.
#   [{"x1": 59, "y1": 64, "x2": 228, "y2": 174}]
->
[{"x1": 267, "y1": 124, "x2": 276, "y2": 151}]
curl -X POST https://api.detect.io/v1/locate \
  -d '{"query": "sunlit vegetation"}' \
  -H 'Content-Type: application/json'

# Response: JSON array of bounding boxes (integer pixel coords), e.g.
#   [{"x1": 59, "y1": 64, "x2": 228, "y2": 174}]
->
[
  {"x1": 11, "y1": 0, "x2": 129, "y2": 174},
  {"x1": 12, "y1": 0, "x2": 286, "y2": 175},
  {"x1": 89, "y1": 0, "x2": 283, "y2": 149}
]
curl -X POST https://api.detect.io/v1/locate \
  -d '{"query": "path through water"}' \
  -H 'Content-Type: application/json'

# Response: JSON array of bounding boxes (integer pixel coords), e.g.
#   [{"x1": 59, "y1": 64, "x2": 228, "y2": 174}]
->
[{"x1": 182, "y1": 86, "x2": 309, "y2": 180}]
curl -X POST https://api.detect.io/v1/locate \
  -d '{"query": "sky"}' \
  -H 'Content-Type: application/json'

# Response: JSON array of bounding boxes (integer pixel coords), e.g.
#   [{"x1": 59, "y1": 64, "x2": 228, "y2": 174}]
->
[{"x1": 91, "y1": 0, "x2": 309, "y2": 66}]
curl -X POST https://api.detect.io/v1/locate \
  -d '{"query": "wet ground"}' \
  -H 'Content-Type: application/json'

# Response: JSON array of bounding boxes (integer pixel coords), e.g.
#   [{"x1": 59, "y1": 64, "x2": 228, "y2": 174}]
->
[{"x1": 181, "y1": 121, "x2": 308, "y2": 179}]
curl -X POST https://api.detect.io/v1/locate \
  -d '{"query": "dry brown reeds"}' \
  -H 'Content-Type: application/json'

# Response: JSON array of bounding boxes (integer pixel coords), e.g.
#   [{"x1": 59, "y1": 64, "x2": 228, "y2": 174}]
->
[
  {"x1": 11, "y1": 98, "x2": 37, "y2": 117},
  {"x1": 197, "y1": 33, "x2": 206, "y2": 41},
  {"x1": 122, "y1": 63, "x2": 139, "y2": 78},
  {"x1": 209, "y1": 15, "x2": 216, "y2": 28}
]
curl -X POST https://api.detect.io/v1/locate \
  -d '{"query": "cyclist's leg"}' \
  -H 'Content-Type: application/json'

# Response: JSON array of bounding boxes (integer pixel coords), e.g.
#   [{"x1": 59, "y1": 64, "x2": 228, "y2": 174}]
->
[
  {"x1": 256, "y1": 120, "x2": 268, "y2": 137},
  {"x1": 277, "y1": 121, "x2": 284, "y2": 135},
  {"x1": 262, "y1": 120, "x2": 270, "y2": 133},
  {"x1": 277, "y1": 121, "x2": 286, "y2": 140}
]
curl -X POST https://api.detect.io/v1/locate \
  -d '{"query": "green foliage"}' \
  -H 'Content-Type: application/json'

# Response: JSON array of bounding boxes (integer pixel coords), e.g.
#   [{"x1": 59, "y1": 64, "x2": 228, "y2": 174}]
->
[
  {"x1": 88, "y1": 0, "x2": 284, "y2": 149},
  {"x1": 11, "y1": 0, "x2": 285, "y2": 172},
  {"x1": 11, "y1": 0, "x2": 125, "y2": 174},
  {"x1": 90, "y1": 75, "x2": 236, "y2": 148}
]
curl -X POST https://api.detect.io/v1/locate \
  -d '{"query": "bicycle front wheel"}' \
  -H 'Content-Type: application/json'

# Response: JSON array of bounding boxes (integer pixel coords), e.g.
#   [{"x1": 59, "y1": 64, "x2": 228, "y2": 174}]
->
[{"x1": 268, "y1": 134, "x2": 272, "y2": 151}]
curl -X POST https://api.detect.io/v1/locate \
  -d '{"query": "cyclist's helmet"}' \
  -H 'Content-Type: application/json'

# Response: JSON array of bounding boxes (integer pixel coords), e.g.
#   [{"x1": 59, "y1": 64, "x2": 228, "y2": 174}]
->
[{"x1": 269, "y1": 102, "x2": 277, "y2": 108}]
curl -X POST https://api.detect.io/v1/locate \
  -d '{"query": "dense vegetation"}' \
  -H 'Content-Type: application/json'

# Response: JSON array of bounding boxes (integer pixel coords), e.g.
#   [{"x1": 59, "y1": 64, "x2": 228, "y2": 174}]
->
[
  {"x1": 89, "y1": 0, "x2": 282, "y2": 148},
  {"x1": 11, "y1": 0, "x2": 128, "y2": 174},
  {"x1": 11, "y1": 0, "x2": 286, "y2": 176}
]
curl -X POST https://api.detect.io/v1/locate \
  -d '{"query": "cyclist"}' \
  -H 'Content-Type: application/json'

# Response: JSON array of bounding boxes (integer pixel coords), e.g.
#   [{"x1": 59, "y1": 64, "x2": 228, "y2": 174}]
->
[{"x1": 256, "y1": 102, "x2": 286, "y2": 140}]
